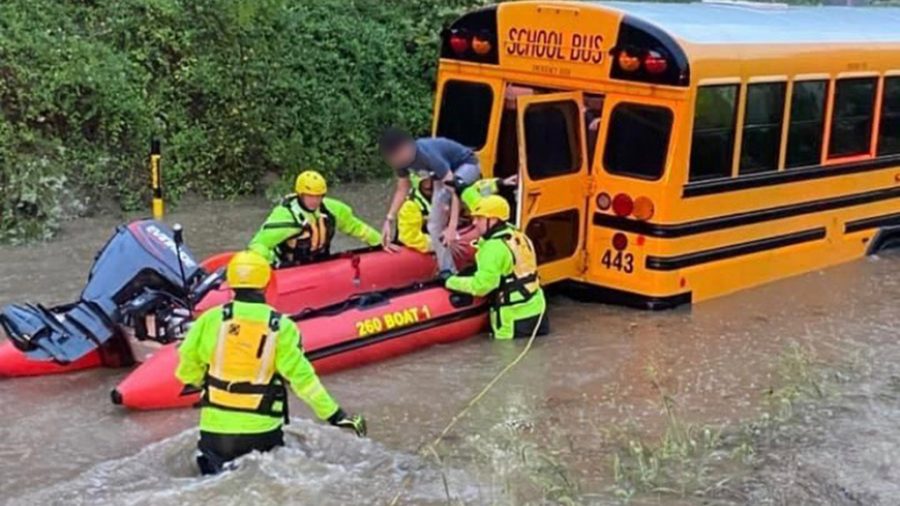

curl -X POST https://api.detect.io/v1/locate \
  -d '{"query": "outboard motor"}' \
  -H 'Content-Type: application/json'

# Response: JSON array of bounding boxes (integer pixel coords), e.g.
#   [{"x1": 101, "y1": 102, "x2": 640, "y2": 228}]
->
[{"x1": 0, "y1": 220, "x2": 222, "y2": 364}]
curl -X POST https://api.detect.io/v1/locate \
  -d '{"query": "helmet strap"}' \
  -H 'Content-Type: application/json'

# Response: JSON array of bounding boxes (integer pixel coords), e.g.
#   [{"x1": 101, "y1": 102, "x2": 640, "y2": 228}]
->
[{"x1": 233, "y1": 289, "x2": 266, "y2": 303}]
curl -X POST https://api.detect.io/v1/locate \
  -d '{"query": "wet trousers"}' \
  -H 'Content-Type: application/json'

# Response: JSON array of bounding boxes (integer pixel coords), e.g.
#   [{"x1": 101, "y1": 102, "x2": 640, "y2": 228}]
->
[{"x1": 196, "y1": 428, "x2": 284, "y2": 475}]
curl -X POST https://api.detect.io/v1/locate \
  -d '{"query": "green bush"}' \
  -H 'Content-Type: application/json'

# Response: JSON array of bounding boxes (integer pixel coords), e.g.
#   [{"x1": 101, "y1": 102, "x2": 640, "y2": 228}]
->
[{"x1": 0, "y1": 0, "x2": 491, "y2": 242}]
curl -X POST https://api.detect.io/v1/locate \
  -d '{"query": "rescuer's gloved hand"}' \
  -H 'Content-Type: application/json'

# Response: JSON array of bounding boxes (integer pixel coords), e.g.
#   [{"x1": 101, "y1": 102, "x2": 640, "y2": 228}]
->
[{"x1": 328, "y1": 408, "x2": 367, "y2": 437}]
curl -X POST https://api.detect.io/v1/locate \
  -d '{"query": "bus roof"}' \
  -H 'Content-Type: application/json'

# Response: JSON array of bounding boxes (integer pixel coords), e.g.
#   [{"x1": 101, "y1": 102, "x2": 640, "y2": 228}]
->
[{"x1": 594, "y1": 1, "x2": 900, "y2": 45}]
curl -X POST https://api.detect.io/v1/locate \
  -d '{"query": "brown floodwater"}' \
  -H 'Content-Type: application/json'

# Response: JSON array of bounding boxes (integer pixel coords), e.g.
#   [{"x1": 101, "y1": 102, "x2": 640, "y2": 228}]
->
[{"x1": 1, "y1": 180, "x2": 899, "y2": 505}]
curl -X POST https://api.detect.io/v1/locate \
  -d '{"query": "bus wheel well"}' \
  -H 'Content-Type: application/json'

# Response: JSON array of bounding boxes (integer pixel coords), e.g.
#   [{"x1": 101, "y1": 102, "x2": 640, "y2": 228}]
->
[{"x1": 867, "y1": 228, "x2": 900, "y2": 254}]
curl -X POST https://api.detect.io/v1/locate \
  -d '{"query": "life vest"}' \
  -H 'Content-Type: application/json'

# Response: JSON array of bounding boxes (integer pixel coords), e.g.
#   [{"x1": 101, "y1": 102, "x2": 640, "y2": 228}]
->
[
  {"x1": 275, "y1": 196, "x2": 336, "y2": 266},
  {"x1": 409, "y1": 185, "x2": 431, "y2": 232},
  {"x1": 487, "y1": 225, "x2": 540, "y2": 307},
  {"x1": 202, "y1": 303, "x2": 289, "y2": 422}
]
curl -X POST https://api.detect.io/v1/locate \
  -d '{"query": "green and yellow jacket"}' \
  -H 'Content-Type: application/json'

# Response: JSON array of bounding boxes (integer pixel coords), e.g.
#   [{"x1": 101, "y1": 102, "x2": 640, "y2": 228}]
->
[
  {"x1": 446, "y1": 223, "x2": 545, "y2": 339},
  {"x1": 249, "y1": 196, "x2": 380, "y2": 266},
  {"x1": 176, "y1": 297, "x2": 340, "y2": 434}
]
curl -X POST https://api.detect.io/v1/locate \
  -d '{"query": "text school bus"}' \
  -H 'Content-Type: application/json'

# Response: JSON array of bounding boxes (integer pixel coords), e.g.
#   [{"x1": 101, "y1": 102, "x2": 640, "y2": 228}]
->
[{"x1": 433, "y1": 1, "x2": 900, "y2": 308}]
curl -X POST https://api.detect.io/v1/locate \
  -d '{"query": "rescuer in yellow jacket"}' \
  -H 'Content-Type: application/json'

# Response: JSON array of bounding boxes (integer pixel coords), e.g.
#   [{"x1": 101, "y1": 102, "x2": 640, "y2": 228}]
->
[
  {"x1": 396, "y1": 174, "x2": 434, "y2": 253},
  {"x1": 445, "y1": 195, "x2": 549, "y2": 340},
  {"x1": 176, "y1": 251, "x2": 366, "y2": 475},
  {"x1": 248, "y1": 170, "x2": 382, "y2": 267}
]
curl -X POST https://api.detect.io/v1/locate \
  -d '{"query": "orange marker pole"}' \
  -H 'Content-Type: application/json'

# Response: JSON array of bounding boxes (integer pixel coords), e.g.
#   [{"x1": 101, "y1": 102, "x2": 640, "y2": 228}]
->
[{"x1": 150, "y1": 139, "x2": 163, "y2": 220}]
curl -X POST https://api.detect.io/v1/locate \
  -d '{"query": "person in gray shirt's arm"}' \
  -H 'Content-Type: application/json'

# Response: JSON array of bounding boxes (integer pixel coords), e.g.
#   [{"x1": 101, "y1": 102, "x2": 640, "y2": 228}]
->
[{"x1": 379, "y1": 127, "x2": 482, "y2": 275}]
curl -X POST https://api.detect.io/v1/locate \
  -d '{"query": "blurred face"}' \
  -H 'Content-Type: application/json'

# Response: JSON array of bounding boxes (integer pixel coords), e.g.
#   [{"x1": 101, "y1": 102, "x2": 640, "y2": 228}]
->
[
  {"x1": 419, "y1": 178, "x2": 434, "y2": 199},
  {"x1": 385, "y1": 141, "x2": 416, "y2": 170},
  {"x1": 474, "y1": 216, "x2": 492, "y2": 236},
  {"x1": 300, "y1": 194, "x2": 324, "y2": 210}
]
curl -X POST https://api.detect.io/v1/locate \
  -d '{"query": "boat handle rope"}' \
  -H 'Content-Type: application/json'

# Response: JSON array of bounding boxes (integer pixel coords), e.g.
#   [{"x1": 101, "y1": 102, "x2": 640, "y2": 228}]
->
[{"x1": 387, "y1": 306, "x2": 547, "y2": 506}]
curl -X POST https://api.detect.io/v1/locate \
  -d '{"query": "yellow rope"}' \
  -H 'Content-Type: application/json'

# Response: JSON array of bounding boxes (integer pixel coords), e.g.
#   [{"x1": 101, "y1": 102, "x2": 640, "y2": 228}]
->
[{"x1": 388, "y1": 308, "x2": 546, "y2": 506}]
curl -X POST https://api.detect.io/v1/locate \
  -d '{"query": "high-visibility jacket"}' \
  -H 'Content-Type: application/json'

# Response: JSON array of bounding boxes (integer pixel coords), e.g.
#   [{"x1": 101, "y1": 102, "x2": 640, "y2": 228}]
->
[
  {"x1": 460, "y1": 178, "x2": 500, "y2": 212},
  {"x1": 445, "y1": 223, "x2": 545, "y2": 339},
  {"x1": 396, "y1": 184, "x2": 432, "y2": 253},
  {"x1": 248, "y1": 196, "x2": 380, "y2": 266},
  {"x1": 176, "y1": 300, "x2": 340, "y2": 434}
]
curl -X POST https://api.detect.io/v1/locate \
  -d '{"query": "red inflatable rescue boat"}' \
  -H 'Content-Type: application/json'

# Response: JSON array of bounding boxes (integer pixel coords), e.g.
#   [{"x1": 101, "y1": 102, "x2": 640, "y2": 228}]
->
[
  {"x1": 0, "y1": 340, "x2": 102, "y2": 376},
  {"x1": 1, "y1": 219, "x2": 478, "y2": 382},
  {"x1": 112, "y1": 284, "x2": 488, "y2": 410}
]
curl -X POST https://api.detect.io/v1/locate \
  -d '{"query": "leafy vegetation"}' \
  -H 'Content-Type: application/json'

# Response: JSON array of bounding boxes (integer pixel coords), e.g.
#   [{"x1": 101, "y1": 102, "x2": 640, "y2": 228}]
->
[{"x1": 0, "y1": 0, "x2": 490, "y2": 243}]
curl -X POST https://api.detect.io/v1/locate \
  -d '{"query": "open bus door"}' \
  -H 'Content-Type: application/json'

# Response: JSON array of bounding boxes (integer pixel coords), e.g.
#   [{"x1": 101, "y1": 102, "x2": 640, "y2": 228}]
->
[{"x1": 516, "y1": 92, "x2": 591, "y2": 285}]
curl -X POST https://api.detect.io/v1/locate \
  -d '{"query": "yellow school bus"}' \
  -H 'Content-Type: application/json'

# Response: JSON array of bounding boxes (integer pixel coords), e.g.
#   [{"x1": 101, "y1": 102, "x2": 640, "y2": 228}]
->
[{"x1": 432, "y1": 1, "x2": 900, "y2": 308}]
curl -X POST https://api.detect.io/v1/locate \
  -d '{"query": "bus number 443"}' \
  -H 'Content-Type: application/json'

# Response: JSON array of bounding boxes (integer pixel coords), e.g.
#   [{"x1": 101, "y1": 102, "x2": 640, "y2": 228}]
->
[{"x1": 601, "y1": 250, "x2": 634, "y2": 274}]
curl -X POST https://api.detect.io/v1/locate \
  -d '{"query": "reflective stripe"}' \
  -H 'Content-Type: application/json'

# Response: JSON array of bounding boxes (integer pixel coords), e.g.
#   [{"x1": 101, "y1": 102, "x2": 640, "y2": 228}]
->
[
  {"x1": 254, "y1": 327, "x2": 278, "y2": 384},
  {"x1": 297, "y1": 379, "x2": 325, "y2": 399},
  {"x1": 211, "y1": 315, "x2": 229, "y2": 378}
]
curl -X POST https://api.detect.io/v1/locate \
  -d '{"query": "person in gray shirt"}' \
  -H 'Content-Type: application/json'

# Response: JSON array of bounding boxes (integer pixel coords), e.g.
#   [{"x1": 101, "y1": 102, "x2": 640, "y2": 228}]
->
[{"x1": 379, "y1": 128, "x2": 482, "y2": 274}]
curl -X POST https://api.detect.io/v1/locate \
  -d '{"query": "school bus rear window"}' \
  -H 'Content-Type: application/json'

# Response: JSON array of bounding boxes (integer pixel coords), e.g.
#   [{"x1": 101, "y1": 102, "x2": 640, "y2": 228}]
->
[
  {"x1": 524, "y1": 209, "x2": 580, "y2": 265},
  {"x1": 878, "y1": 77, "x2": 900, "y2": 156},
  {"x1": 523, "y1": 101, "x2": 583, "y2": 180},
  {"x1": 828, "y1": 78, "x2": 877, "y2": 158},
  {"x1": 740, "y1": 82, "x2": 786, "y2": 174},
  {"x1": 786, "y1": 80, "x2": 828, "y2": 168},
  {"x1": 690, "y1": 85, "x2": 739, "y2": 181},
  {"x1": 603, "y1": 103, "x2": 673, "y2": 181},
  {"x1": 436, "y1": 80, "x2": 493, "y2": 150}
]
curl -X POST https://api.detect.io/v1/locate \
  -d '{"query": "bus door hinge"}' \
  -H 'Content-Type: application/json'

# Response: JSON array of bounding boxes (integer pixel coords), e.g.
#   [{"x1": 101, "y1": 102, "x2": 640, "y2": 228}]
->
[
  {"x1": 578, "y1": 248, "x2": 590, "y2": 275},
  {"x1": 584, "y1": 177, "x2": 597, "y2": 200}
]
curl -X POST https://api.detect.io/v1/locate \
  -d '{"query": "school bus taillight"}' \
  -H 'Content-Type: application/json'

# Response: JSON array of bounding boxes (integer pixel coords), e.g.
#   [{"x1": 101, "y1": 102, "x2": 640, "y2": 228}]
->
[
  {"x1": 633, "y1": 197, "x2": 655, "y2": 221},
  {"x1": 643, "y1": 51, "x2": 668, "y2": 75},
  {"x1": 472, "y1": 36, "x2": 492, "y2": 55},
  {"x1": 617, "y1": 50, "x2": 642, "y2": 73},
  {"x1": 612, "y1": 194, "x2": 634, "y2": 217},
  {"x1": 449, "y1": 31, "x2": 469, "y2": 55},
  {"x1": 612, "y1": 233, "x2": 629, "y2": 251}
]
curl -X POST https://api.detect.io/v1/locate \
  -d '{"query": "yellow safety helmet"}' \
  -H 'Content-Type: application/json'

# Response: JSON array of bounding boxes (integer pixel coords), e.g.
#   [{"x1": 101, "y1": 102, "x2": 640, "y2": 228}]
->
[
  {"x1": 294, "y1": 170, "x2": 328, "y2": 196},
  {"x1": 227, "y1": 251, "x2": 272, "y2": 289},
  {"x1": 470, "y1": 195, "x2": 510, "y2": 221}
]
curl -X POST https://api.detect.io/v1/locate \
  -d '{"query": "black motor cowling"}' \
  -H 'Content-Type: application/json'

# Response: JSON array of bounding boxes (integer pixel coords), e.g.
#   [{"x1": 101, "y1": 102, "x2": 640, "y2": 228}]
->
[{"x1": 0, "y1": 220, "x2": 217, "y2": 364}]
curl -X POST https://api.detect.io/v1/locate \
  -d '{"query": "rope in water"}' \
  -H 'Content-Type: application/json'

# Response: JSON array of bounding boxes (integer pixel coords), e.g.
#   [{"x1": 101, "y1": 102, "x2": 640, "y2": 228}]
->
[{"x1": 387, "y1": 308, "x2": 546, "y2": 505}]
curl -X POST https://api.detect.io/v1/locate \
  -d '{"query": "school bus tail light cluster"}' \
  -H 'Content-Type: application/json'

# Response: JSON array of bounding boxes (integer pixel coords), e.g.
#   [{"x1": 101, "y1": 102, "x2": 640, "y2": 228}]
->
[
  {"x1": 615, "y1": 47, "x2": 668, "y2": 75},
  {"x1": 448, "y1": 30, "x2": 493, "y2": 56},
  {"x1": 598, "y1": 192, "x2": 655, "y2": 221},
  {"x1": 440, "y1": 7, "x2": 499, "y2": 64}
]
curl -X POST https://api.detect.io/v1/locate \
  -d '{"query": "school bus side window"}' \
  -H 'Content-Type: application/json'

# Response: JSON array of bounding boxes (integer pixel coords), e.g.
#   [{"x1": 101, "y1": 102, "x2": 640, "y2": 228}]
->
[
  {"x1": 689, "y1": 85, "x2": 739, "y2": 181},
  {"x1": 523, "y1": 101, "x2": 582, "y2": 179},
  {"x1": 603, "y1": 103, "x2": 673, "y2": 180},
  {"x1": 878, "y1": 77, "x2": 900, "y2": 156},
  {"x1": 828, "y1": 78, "x2": 877, "y2": 158},
  {"x1": 740, "y1": 82, "x2": 786, "y2": 174},
  {"x1": 436, "y1": 80, "x2": 493, "y2": 149},
  {"x1": 786, "y1": 80, "x2": 828, "y2": 168}
]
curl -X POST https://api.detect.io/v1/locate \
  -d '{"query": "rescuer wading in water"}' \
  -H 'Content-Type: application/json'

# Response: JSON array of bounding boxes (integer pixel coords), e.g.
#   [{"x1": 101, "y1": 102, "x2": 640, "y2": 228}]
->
[
  {"x1": 445, "y1": 195, "x2": 549, "y2": 339},
  {"x1": 176, "y1": 251, "x2": 366, "y2": 475}
]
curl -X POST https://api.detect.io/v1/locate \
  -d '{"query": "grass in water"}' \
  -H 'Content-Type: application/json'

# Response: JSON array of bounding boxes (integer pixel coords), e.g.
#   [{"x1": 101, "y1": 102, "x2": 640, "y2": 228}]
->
[{"x1": 611, "y1": 342, "x2": 835, "y2": 503}]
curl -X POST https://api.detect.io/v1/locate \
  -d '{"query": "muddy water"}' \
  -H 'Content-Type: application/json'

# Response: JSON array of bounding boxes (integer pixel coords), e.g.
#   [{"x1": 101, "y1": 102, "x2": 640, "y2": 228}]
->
[{"x1": 1, "y1": 181, "x2": 900, "y2": 505}]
